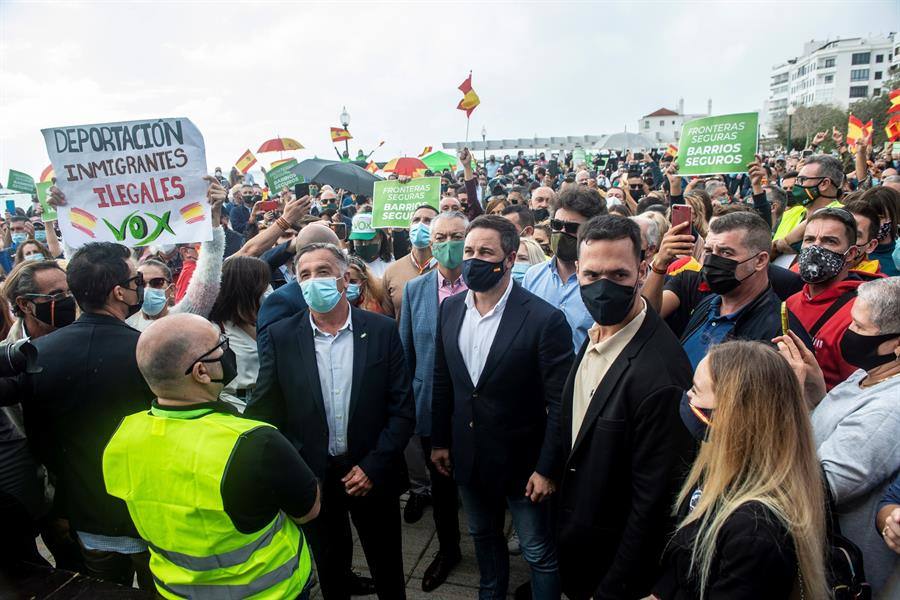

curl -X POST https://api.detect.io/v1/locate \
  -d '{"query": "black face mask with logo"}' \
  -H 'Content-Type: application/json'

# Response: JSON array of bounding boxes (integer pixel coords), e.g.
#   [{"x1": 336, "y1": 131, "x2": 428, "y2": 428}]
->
[
  {"x1": 462, "y1": 257, "x2": 506, "y2": 292},
  {"x1": 32, "y1": 295, "x2": 77, "y2": 328}
]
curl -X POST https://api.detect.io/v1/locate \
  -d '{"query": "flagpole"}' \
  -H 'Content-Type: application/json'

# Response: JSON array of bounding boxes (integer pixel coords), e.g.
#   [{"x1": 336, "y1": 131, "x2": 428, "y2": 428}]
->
[{"x1": 465, "y1": 117, "x2": 470, "y2": 143}]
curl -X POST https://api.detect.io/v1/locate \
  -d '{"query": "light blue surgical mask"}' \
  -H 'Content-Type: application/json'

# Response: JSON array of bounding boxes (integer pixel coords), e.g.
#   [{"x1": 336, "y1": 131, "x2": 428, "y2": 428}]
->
[
  {"x1": 346, "y1": 283, "x2": 361, "y2": 302},
  {"x1": 34, "y1": 231, "x2": 47, "y2": 243},
  {"x1": 300, "y1": 277, "x2": 343, "y2": 313},
  {"x1": 141, "y1": 287, "x2": 168, "y2": 317},
  {"x1": 11, "y1": 232, "x2": 27, "y2": 246},
  {"x1": 511, "y1": 262, "x2": 531, "y2": 283},
  {"x1": 25, "y1": 253, "x2": 45, "y2": 262},
  {"x1": 409, "y1": 223, "x2": 431, "y2": 249}
]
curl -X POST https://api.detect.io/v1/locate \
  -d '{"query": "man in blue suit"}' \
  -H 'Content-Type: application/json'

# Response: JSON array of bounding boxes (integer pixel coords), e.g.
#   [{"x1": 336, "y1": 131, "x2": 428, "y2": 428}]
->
[{"x1": 398, "y1": 210, "x2": 469, "y2": 592}]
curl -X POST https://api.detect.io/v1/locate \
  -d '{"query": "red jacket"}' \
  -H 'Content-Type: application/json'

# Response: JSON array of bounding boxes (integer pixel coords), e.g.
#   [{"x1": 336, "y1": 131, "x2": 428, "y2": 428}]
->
[
  {"x1": 174, "y1": 258, "x2": 196, "y2": 303},
  {"x1": 785, "y1": 278, "x2": 863, "y2": 390}
]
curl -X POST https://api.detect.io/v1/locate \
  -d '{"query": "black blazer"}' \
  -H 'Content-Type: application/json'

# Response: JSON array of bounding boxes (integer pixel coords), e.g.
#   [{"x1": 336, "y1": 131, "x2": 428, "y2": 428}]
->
[
  {"x1": 431, "y1": 282, "x2": 573, "y2": 497},
  {"x1": 20, "y1": 313, "x2": 154, "y2": 537},
  {"x1": 246, "y1": 305, "x2": 414, "y2": 496},
  {"x1": 557, "y1": 305, "x2": 696, "y2": 600}
]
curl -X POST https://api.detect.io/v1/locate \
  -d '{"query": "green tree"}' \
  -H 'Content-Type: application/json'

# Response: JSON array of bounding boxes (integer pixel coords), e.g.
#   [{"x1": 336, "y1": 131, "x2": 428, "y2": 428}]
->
[
  {"x1": 773, "y1": 104, "x2": 847, "y2": 151},
  {"x1": 848, "y1": 74, "x2": 899, "y2": 147}
]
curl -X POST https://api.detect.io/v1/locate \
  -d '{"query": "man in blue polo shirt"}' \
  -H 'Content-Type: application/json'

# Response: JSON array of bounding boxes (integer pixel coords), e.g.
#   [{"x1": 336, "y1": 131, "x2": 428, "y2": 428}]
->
[
  {"x1": 681, "y1": 211, "x2": 810, "y2": 369},
  {"x1": 523, "y1": 186, "x2": 605, "y2": 351}
]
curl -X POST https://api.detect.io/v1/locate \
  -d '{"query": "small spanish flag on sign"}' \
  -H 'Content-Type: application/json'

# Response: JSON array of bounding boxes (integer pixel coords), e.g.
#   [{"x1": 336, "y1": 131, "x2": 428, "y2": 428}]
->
[
  {"x1": 39, "y1": 164, "x2": 55, "y2": 183},
  {"x1": 70, "y1": 207, "x2": 97, "y2": 238},
  {"x1": 331, "y1": 127, "x2": 352, "y2": 142},
  {"x1": 180, "y1": 202, "x2": 206, "y2": 224},
  {"x1": 418, "y1": 146, "x2": 433, "y2": 157},
  {"x1": 457, "y1": 72, "x2": 480, "y2": 117},
  {"x1": 365, "y1": 161, "x2": 378, "y2": 174},
  {"x1": 665, "y1": 144, "x2": 678, "y2": 158},
  {"x1": 235, "y1": 149, "x2": 257, "y2": 174}
]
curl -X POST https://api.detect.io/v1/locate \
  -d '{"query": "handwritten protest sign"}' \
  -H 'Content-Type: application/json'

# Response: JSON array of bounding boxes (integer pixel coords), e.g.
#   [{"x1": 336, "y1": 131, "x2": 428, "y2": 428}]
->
[
  {"x1": 41, "y1": 117, "x2": 211, "y2": 247},
  {"x1": 676, "y1": 112, "x2": 758, "y2": 176},
  {"x1": 7, "y1": 169, "x2": 36, "y2": 194},
  {"x1": 265, "y1": 160, "x2": 303, "y2": 193},
  {"x1": 372, "y1": 177, "x2": 440, "y2": 228}
]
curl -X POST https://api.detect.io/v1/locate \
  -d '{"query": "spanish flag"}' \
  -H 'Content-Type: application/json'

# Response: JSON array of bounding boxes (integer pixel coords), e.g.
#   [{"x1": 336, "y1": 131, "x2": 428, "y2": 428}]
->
[
  {"x1": 365, "y1": 161, "x2": 378, "y2": 174},
  {"x1": 888, "y1": 89, "x2": 900, "y2": 114},
  {"x1": 457, "y1": 72, "x2": 480, "y2": 117},
  {"x1": 39, "y1": 164, "x2": 55, "y2": 183},
  {"x1": 886, "y1": 114, "x2": 900, "y2": 142},
  {"x1": 418, "y1": 146, "x2": 433, "y2": 157},
  {"x1": 179, "y1": 202, "x2": 206, "y2": 224},
  {"x1": 70, "y1": 207, "x2": 97, "y2": 238},
  {"x1": 665, "y1": 144, "x2": 678, "y2": 158},
  {"x1": 331, "y1": 127, "x2": 352, "y2": 142},
  {"x1": 847, "y1": 114, "x2": 864, "y2": 148},
  {"x1": 235, "y1": 149, "x2": 257, "y2": 174}
]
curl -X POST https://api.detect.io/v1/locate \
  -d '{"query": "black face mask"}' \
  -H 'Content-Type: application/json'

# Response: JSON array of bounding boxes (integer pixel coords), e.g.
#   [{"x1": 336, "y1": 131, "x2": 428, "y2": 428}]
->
[
  {"x1": 32, "y1": 295, "x2": 77, "y2": 329},
  {"x1": 125, "y1": 285, "x2": 145, "y2": 318},
  {"x1": 680, "y1": 392, "x2": 713, "y2": 442},
  {"x1": 840, "y1": 329, "x2": 899, "y2": 371},
  {"x1": 462, "y1": 257, "x2": 507, "y2": 292},
  {"x1": 580, "y1": 278, "x2": 636, "y2": 326},
  {"x1": 701, "y1": 253, "x2": 759, "y2": 295},
  {"x1": 532, "y1": 208, "x2": 549, "y2": 222},
  {"x1": 629, "y1": 186, "x2": 645, "y2": 201},
  {"x1": 550, "y1": 232, "x2": 578, "y2": 262},
  {"x1": 188, "y1": 342, "x2": 238, "y2": 387}
]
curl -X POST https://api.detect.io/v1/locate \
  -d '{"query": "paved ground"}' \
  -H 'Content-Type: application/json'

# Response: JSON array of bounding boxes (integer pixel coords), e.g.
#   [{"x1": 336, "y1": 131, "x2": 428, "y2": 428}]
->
[{"x1": 36, "y1": 492, "x2": 532, "y2": 599}]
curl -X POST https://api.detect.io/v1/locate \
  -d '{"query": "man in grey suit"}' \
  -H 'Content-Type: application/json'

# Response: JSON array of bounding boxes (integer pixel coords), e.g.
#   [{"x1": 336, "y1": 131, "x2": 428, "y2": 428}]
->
[{"x1": 398, "y1": 210, "x2": 469, "y2": 592}]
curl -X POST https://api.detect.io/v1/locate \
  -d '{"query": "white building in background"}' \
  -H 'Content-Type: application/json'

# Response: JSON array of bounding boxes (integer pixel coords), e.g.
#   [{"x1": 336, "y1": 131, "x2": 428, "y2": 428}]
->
[
  {"x1": 762, "y1": 33, "x2": 899, "y2": 135},
  {"x1": 636, "y1": 99, "x2": 710, "y2": 144}
]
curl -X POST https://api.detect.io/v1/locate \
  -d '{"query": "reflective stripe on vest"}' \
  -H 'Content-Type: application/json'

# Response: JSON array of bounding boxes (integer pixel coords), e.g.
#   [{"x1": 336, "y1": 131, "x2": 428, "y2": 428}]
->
[
  {"x1": 153, "y1": 553, "x2": 301, "y2": 600},
  {"x1": 148, "y1": 512, "x2": 293, "y2": 571}
]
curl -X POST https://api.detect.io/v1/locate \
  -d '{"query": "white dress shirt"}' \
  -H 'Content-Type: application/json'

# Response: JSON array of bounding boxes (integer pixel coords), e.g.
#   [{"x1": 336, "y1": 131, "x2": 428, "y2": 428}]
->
[
  {"x1": 311, "y1": 309, "x2": 354, "y2": 456},
  {"x1": 219, "y1": 321, "x2": 260, "y2": 413},
  {"x1": 458, "y1": 277, "x2": 514, "y2": 386}
]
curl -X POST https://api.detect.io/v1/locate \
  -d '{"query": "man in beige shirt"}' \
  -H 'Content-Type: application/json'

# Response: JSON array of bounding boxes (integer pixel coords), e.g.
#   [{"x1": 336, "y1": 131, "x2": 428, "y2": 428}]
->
[{"x1": 382, "y1": 204, "x2": 438, "y2": 317}]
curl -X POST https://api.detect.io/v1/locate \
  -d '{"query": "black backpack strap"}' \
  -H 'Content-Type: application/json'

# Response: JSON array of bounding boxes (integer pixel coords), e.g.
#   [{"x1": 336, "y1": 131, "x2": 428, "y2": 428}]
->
[{"x1": 809, "y1": 289, "x2": 857, "y2": 338}]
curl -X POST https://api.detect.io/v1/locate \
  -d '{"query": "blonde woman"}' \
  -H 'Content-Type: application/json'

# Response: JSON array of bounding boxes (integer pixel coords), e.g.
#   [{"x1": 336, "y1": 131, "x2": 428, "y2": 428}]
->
[
  {"x1": 652, "y1": 340, "x2": 827, "y2": 600},
  {"x1": 347, "y1": 255, "x2": 387, "y2": 314},
  {"x1": 512, "y1": 238, "x2": 546, "y2": 284}
]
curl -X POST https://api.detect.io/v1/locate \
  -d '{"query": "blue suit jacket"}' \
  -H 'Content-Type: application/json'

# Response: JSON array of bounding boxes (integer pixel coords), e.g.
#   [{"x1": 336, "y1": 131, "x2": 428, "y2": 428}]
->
[
  {"x1": 398, "y1": 270, "x2": 439, "y2": 436},
  {"x1": 256, "y1": 279, "x2": 306, "y2": 356}
]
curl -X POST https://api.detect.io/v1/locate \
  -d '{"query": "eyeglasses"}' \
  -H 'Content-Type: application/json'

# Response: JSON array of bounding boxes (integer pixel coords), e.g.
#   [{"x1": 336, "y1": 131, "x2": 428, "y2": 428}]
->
[
  {"x1": 146, "y1": 277, "x2": 171, "y2": 289},
  {"x1": 795, "y1": 175, "x2": 832, "y2": 187},
  {"x1": 120, "y1": 273, "x2": 145, "y2": 289},
  {"x1": 22, "y1": 291, "x2": 72, "y2": 303},
  {"x1": 550, "y1": 218, "x2": 581, "y2": 236},
  {"x1": 184, "y1": 334, "x2": 230, "y2": 375}
]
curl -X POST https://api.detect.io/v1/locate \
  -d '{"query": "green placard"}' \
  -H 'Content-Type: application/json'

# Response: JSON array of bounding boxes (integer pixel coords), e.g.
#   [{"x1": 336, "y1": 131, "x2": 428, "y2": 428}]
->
[
  {"x1": 264, "y1": 160, "x2": 303, "y2": 193},
  {"x1": 892, "y1": 141, "x2": 900, "y2": 154},
  {"x1": 36, "y1": 181, "x2": 58, "y2": 221},
  {"x1": 372, "y1": 177, "x2": 440, "y2": 228},
  {"x1": 7, "y1": 169, "x2": 35, "y2": 194},
  {"x1": 676, "y1": 112, "x2": 759, "y2": 176}
]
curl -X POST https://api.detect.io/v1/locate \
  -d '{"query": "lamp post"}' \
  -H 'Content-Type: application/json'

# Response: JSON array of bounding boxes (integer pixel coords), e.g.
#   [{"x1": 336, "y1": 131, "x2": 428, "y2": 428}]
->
[
  {"x1": 786, "y1": 105, "x2": 796, "y2": 153},
  {"x1": 481, "y1": 125, "x2": 487, "y2": 166},
  {"x1": 340, "y1": 106, "x2": 351, "y2": 157}
]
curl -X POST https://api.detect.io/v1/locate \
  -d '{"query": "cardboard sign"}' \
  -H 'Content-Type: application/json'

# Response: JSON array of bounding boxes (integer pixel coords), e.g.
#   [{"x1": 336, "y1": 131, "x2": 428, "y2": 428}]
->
[
  {"x1": 41, "y1": 117, "x2": 211, "y2": 247},
  {"x1": 676, "y1": 112, "x2": 759, "y2": 175},
  {"x1": 372, "y1": 177, "x2": 440, "y2": 228}
]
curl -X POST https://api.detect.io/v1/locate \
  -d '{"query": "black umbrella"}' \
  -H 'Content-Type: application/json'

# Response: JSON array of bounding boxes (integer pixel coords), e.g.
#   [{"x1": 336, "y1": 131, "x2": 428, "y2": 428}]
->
[{"x1": 290, "y1": 159, "x2": 382, "y2": 197}]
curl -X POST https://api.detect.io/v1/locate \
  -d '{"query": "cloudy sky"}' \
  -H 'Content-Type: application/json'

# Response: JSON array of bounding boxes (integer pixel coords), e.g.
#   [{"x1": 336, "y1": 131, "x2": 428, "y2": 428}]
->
[{"x1": 1, "y1": 0, "x2": 897, "y2": 180}]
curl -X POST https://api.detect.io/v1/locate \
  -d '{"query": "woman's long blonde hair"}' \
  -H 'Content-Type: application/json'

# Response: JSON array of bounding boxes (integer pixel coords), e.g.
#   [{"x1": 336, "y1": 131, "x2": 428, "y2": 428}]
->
[{"x1": 675, "y1": 341, "x2": 827, "y2": 599}]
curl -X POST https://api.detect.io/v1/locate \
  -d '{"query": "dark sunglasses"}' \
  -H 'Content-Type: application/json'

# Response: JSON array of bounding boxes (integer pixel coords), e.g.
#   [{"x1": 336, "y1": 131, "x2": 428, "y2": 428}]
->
[
  {"x1": 120, "y1": 273, "x2": 145, "y2": 289},
  {"x1": 146, "y1": 277, "x2": 171, "y2": 289},
  {"x1": 550, "y1": 218, "x2": 581, "y2": 236},
  {"x1": 184, "y1": 334, "x2": 230, "y2": 375}
]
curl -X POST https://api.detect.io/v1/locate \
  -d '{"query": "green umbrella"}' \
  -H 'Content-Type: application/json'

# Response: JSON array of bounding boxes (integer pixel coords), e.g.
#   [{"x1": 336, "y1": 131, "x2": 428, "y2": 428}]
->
[{"x1": 421, "y1": 150, "x2": 460, "y2": 172}]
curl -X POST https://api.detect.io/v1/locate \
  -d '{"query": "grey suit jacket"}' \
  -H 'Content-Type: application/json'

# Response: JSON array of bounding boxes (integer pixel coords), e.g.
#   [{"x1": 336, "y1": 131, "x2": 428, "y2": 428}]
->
[{"x1": 398, "y1": 270, "x2": 439, "y2": 436}]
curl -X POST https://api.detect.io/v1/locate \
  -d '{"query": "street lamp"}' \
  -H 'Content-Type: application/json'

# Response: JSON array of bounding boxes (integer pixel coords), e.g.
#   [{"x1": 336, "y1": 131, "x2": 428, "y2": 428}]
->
[
  {"x1": 481, "y1": 125, "x2": 487, "y2": 165},
  {"x1": 786, "y1": 105, "x2": 796, "y2": 153},
  {"x1": 339, "y1": 106, "x2": 351, "y2": 157}
]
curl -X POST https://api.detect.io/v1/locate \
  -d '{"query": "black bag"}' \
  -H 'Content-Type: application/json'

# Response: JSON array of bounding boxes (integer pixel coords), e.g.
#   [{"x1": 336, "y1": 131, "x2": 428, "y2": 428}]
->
[{"x1": 823, "y1": 474, "x2": 871, "y2": 600}]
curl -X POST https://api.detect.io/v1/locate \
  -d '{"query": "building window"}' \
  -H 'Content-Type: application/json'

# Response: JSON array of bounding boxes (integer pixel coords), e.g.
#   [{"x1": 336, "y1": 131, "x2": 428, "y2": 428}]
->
[
  {"x1": 824, "y1": 74, "x2": 834, "y2": 84},
  {"x1": 644, "y1": 120, "x2": 649, "y2": 129},
  {"x1": 849, "y1": 86, "x2": 868, "y2": 98},
  {"x1": 851, "y1": 52, "x2": 871, "y2": 65},
  {"x1": 876, "y1": 54, "x2": 884, "y2": 63},
  {"x1": 672, "y1": 120, "x2": 675, "y2": 125},
  {"x1": 874, "y1": 88, "x2": 881, "y2": 97},
  {"x1": 850, "y1": 69, "x2": 869, "y2": 81},
  {"x1": 875, "y1": 71, "x2": 883, "y2": 80},
  {"x1": 823, "y1": 57, "x2": 835, "y2": 68},
  {"x1": 659, "y1": 120, "x2": 665, "y2": 126}
]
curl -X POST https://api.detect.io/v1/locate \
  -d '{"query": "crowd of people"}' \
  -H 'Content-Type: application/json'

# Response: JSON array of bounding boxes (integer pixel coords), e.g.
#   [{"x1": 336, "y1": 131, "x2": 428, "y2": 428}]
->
[{"x1": 0, "y1": 130, "x2": 898, "y2": 600}]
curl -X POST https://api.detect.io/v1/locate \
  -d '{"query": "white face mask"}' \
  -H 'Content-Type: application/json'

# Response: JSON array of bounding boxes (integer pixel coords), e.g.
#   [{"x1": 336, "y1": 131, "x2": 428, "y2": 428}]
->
[{"x1": 607, "y1": 197, "x2": 623, "y2": 207}]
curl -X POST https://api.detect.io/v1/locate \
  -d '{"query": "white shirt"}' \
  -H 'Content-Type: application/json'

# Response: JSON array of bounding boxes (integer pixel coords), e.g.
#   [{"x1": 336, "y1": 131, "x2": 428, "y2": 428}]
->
[
  {"x1": 458, "y1": 277, "x2": 514, "y2": 386},
  {"x1": 311, "y1": 309, "x2": 354, "y2": 456},
  {"x1": 219, "y1": 321, "x2": 260, "y2": 413},
  {"x1": 364, "y1": 257, "x2": 393, "y2": 278}
]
